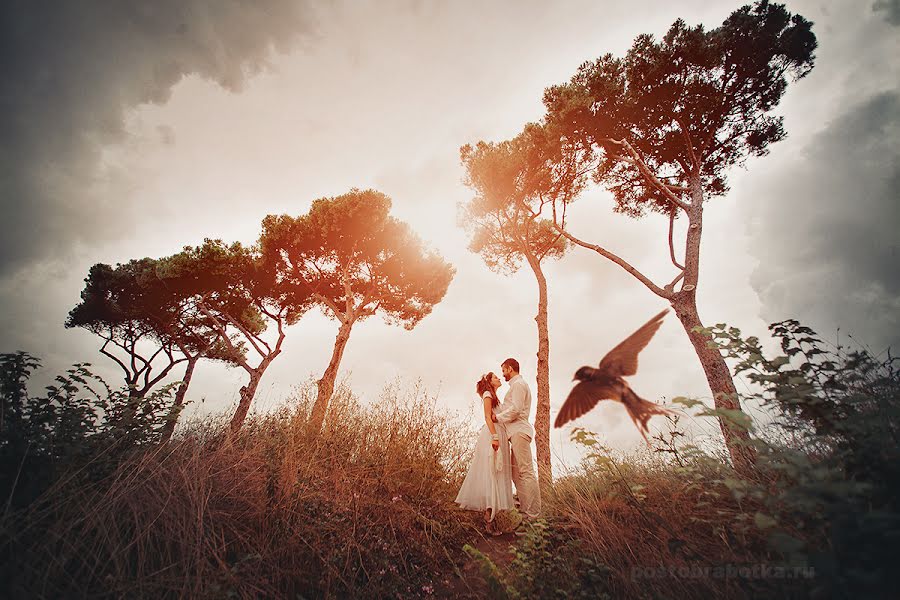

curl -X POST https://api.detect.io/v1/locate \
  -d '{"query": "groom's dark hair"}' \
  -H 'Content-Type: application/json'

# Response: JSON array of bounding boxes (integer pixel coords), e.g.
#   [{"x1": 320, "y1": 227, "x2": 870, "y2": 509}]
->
[{"x1": 502, "y1": 358, "x2": 519, "y2": 373}]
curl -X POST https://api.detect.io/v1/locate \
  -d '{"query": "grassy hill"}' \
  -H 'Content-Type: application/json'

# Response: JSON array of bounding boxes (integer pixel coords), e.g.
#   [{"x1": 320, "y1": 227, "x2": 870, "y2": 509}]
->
[{"x1": 2, "y1": 321, "x2": 897, "y2": 598}]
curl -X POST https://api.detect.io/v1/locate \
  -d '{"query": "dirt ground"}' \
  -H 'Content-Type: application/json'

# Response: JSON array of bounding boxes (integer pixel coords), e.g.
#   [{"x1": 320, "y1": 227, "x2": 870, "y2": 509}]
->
[{"x1": 436, "y1": 512, "x2": 522, "y2": 598}]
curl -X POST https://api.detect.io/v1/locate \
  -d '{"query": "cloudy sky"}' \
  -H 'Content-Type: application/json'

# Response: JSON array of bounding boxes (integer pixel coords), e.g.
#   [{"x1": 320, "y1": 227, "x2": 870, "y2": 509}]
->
[{"x1": 1, "y1": 0, "x2": 897, "y2": 471}]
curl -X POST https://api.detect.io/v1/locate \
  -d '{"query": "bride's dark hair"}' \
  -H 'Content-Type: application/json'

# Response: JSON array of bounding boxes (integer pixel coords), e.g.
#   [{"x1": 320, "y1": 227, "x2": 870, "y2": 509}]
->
[{"x1": 476, "y1": 372, "x2": 500, "y2": 409}]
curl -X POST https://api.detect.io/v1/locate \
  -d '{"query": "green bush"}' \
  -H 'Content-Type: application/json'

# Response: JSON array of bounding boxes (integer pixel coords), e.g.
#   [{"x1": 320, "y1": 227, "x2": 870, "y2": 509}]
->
[
  {"x1": 5, "y1": 317, "x2": 896, "y2": 599},
  {"x1": 534, "y1": 320, "x2": 897, "y2": 599},
  {"x1": 703, "y1": 319, "x2": 900, "y2": 598},
  {"x1": 0, "y1": 351, "x2": 178, "y2": 508}
]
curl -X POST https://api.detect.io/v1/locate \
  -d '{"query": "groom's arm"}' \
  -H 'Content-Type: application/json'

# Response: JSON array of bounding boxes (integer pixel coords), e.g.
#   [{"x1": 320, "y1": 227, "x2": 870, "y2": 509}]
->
[{"x1": 495, "y1": 382, "x2": 525, "y2": 423}]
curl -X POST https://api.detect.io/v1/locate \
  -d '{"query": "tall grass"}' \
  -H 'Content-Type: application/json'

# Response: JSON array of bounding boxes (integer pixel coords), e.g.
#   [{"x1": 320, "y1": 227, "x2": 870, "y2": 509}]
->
[
  {"x1": 2, "y1": 379, "x2": 483, "y2": 599},
  {"x1": 3, "y1": 318, "x2": 896, "y2": 599},
  {"x1": 543, "y1": 442, "x2": 781, "y2": 599},
  {"x1": 487, "y1": 320, "x2": 898, "y2": 600}
]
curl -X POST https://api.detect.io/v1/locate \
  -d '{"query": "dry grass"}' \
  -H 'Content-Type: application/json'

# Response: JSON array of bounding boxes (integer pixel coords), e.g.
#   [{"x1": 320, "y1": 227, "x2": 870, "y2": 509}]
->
[
  {"x1": 544, "y1": 450, "x2": 808, "y2": 600},
  {"x1": 2, "y1": 379, "x2": 485, "y2": 599},
  {"x1": 2, "y1": 380, "x2": 826, "y2": 599}
]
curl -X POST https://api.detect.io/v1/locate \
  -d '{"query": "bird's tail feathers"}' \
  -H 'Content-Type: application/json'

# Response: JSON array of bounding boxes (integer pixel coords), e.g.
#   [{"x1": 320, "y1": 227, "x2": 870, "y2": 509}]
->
[{"x1": 622, "y1": 388, "x2": 675, "y2": 444}]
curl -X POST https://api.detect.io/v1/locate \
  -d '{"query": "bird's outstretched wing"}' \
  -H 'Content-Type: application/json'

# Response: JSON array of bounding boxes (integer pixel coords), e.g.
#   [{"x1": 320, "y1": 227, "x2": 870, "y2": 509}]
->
[
  {"x1": 596, "y1": 309, "x2": 668, "y2": 378},
  {"x1": 554, "y1": 380, "x2": 619, "y2": 428}
]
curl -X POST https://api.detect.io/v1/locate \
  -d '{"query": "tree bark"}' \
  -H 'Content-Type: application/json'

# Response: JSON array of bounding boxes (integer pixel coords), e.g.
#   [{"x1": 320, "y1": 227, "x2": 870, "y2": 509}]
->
[
  {"x1": 229, "y1": 346, "x2": 281, "y2": 433},
  {"x1": 671, "y1": 291, "x2": 757, "y2": 475},
  {"x1": 161, "y1": 356, "x2": 197, "y2": 443},
  {"x1": 196, "y1": 301, "x2": 287, "y2": 434},
  {"x1": 524, "y1": 253, "x2": 553, "y2": 489},
  {"x1": 230, "y1": 369, "x2": 263, "y2": 433},
  {"x1": 677, "y1": 177, "x2": 756, "y2": 474},
  {"x1": 309, "y1": 321, "x2": 353, "y2": 433},
  {"x1": 120, "y1": 385, "x2": 144, "y2": 431}
]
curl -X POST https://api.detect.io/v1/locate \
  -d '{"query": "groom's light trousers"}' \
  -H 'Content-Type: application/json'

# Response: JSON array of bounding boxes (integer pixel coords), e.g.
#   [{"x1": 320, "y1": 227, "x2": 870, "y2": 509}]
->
[{"x1": 510, "y1": 432, "x2": 541, "y2": 518}]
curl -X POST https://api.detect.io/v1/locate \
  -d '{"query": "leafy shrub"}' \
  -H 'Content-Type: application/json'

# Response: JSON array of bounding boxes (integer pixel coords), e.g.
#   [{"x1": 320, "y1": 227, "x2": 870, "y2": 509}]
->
[
  {"x1": 549, "y1": 428, "x2": 774, "y2": 600},
  {"x1": 510, "y1": 518, "x2": 611, "y2": 599},
  {"x1": 703, "y1": 319, "x2": 900, "y2": 598},
  {"x1": 0, "y1": 351, "x2": 178, "y2": 509},
  {"x1": 537, "y1": 320, "x2": 897, "y2": 599}
]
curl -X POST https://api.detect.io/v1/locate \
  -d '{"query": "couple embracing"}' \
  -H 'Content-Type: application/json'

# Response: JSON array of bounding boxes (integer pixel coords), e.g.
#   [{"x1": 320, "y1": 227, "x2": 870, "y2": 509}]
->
[{"x1": 454, "y1": 358, "x2": 541, "y2": 535}]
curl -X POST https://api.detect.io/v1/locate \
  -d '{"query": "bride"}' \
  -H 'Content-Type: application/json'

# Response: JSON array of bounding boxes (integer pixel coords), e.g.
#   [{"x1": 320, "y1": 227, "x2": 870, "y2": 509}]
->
[{"x1": 454, "y1": 371, "x2": 515, "y2": 535}]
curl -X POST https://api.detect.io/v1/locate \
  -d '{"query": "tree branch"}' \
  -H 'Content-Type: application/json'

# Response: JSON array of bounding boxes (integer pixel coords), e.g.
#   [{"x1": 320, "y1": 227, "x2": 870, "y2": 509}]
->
[
  {"x1": 665, "y1": 270, "x2": 686, "y2": 292},
  {"x1": 257, "y1": 301, "x2": 279, "y2": 322},
  {"x1": 290, "y1": 258, "x2": 346, "y2": 321},
  {"x1": 535, "y1": 230, "x2": 563, "y2": 262},
  {"x1": 135, "y1": 344, "x2": 167, "y2": 382},
  {"x1": 530, "y1": 192, "x2": 564, "y2": 262},
  {"x1": 550, "y1": 206, "x2": 671, "y2": 299},
  {"x1": 313, "y1": 291, "x2": 345, "y2": 322},
  {"x1": 222, "y1": 310, "x2": 271, "y2": 358},
  {"x1": 100, "y1": 337, "x2": 133, "y2": 382},
  {"x1": 357, "y1": 282, "x2": 379, "y2": 316},
  {"x1": 559, "y1": 228, "x2": 671, "y2": 298},
  {"x1": 196, "y1": 300, "x2": 252, "y2": 373},
  {"x1": 668, "y1": 210, "x2": 685, "y2": 270},
  {"x1": 608, "y1": 139, "x2": 691, "y2": 212},
  {"x1": 273, "y1": 310, "x2": 287, "y2": 354},
  {"x1": 340, "y1": 257, "x2": 355, "y2": 322},
  {"x1": 128, "y1": 331, "x2": 139, "y2": 377},
  {"x1": 141, "y1": 345, "x2": 168, "y2": 390},
  {"x1": 675, "y1": 116, "x2": 700, "y2": 174},
  {"x1": 141, "y1": 350, "x2": 186, "y2": 394}
]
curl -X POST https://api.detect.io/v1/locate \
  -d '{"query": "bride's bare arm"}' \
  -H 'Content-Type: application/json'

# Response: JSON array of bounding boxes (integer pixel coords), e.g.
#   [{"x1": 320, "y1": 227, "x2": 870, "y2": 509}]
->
[
  {"x1": 483, "y1": 396, "x2": 500, "y2": 450},
  {"x1": 483, "y1": 396, "x2": 498, "y2": 435}
]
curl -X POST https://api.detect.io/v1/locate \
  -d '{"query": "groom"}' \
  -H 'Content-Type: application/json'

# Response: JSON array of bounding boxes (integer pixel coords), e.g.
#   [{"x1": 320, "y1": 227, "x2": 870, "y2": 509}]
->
[{"x1": 494, "y1": 357, "x2": 541, "y2": 527}]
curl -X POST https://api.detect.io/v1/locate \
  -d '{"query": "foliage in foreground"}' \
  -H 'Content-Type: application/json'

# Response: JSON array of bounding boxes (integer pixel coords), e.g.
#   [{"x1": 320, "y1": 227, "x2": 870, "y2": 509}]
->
[
  {"x1": 536, "y1": 320, "x2": 898, "y2": 599},
  {"x1": 1, "y1": 372, "x2": 479, "y2": 599},
  {"x1": 2, "y1": 316, "x2": 897, "y2": 599}
]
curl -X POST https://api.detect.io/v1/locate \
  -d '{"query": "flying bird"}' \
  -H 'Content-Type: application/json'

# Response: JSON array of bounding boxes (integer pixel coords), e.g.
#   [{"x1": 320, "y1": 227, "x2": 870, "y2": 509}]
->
[{"x1": 555, "y1": 309, "x2": 674, "y2": 442}]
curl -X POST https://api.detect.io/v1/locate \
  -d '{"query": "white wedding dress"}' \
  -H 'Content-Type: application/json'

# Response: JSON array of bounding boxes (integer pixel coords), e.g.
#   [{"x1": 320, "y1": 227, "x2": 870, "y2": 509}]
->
[{"x1": 454, "y1": 392, "x2": 515, "y2": 520}]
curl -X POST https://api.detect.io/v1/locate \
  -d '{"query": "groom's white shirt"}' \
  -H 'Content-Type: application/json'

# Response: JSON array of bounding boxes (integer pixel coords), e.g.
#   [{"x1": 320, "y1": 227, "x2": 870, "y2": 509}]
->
[{"x1": 495, "y1": 374, "x2": 534, "y2": 440}]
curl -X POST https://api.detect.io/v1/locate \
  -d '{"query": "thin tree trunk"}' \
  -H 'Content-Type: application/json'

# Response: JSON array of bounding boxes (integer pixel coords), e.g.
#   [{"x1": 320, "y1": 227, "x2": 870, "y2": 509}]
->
[
  {"x1": 161, "y1": 356, "x2": 197, "y2": 443},
  {"x1": 678, "y1": 177, "x2": 756, "y2": 474},
  {"x1": 525, "y1": 253, "x2": 553, "y2": 489},
  {"x1": 120, "y1": 383, "x2": 145, "y2": 429},
  {"x1": 671, "y1": 291, "x2": 757, "y2": 474},
  {"x1": 196, "y1": 301, "x2": 287, "y2": 434},
  {"x1": 229, "y1": 348, "x2": 282, "y2": 432},
  {"x1": 309, "y1": 321, "x2": 353, "y2": 433},
  {"x1": 230, "y1": 369, "x2": 263, "y2": 433}
]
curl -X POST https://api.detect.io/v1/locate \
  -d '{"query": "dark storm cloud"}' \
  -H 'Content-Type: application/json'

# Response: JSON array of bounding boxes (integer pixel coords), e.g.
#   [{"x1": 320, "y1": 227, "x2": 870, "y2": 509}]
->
[
  {"x1": 0, "y1": 0, "x2": 312, "y2": 276},
  {"x1": 873, "y1": 0, "x2": 900, "y2": 25},
  {"x1": 745, "y1": 91, "x2": 900, "y2": 354}
]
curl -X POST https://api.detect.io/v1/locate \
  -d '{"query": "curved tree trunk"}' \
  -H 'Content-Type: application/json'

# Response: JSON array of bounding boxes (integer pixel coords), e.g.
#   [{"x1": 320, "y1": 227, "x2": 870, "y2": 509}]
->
[
  {"x1": 679, "y1": 179, "x2": 756, "y2": 474},
  {"x1": 196, "y1": 301, "x2": 288, "y2": 435},
  {"x1": 309, "y1": 321, "x2": 353, "y2": 433},
  {"x1": 161, "y1": 356, "x2": 197, "y2": 443},
  {"x1": 121, "y1": 384, "x2": 144, "y2": 430},
  {"x1": 229, "y1": 350, "x2": 280, "y2": 433},
  {"x1": 525, "y1": 254, "x2": 553, "y2": 489},
  {"x1": 671, "y1": 291, "x2": 757, "y2": 474},
  {"x1": 230, "y1": 370, "x2": 262, "y2": 433}
]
